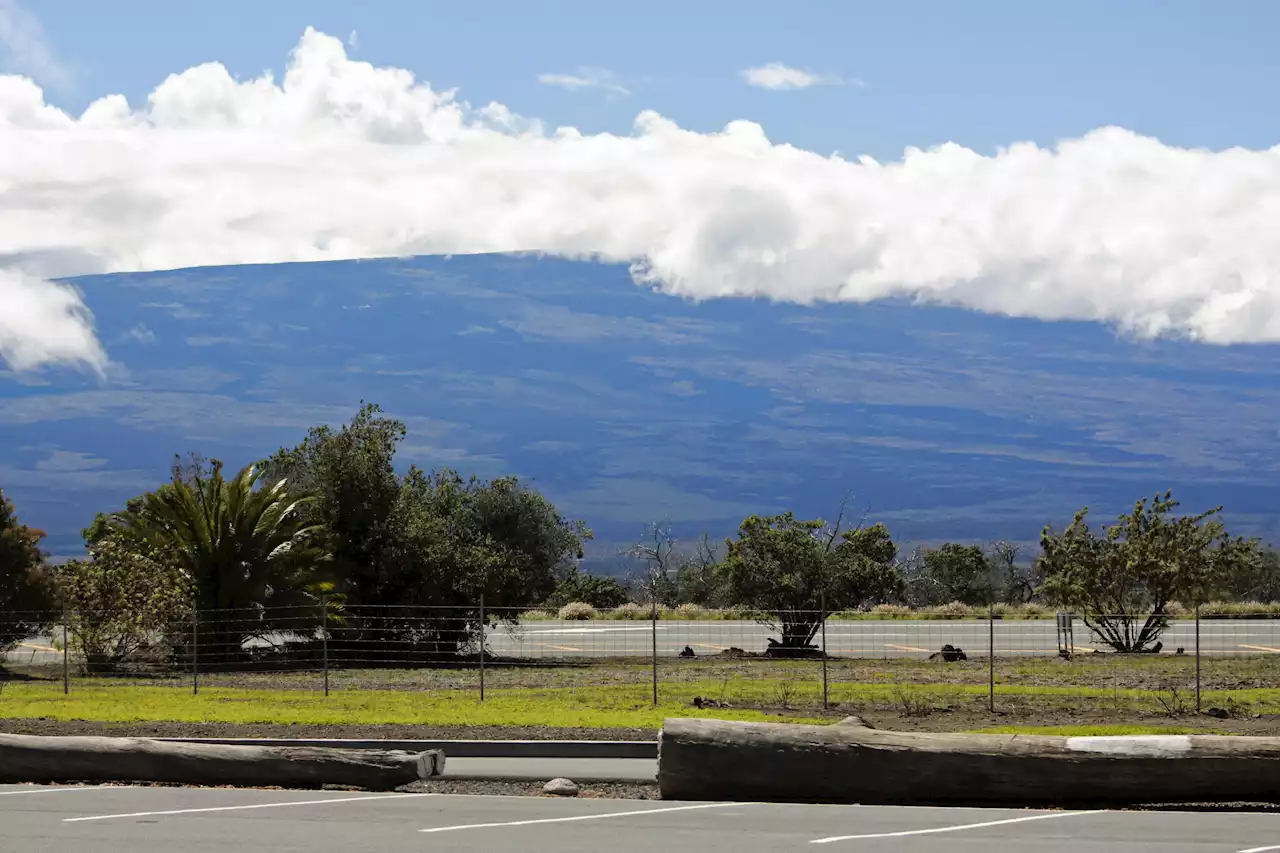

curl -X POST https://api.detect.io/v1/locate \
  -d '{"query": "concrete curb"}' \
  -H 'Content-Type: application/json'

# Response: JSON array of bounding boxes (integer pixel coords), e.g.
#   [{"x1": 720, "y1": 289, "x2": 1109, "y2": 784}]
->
[{"x1": 155, "y1": 738, "x2": 657, "y2": 759}]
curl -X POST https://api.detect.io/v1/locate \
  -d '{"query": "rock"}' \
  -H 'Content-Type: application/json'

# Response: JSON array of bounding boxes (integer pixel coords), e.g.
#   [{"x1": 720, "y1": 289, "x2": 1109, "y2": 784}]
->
[
  {"x1": 1204, "y1": 707, "x2": 1230, "y2": 719},
  {"x1": 679, "y1": 646, "x2": 695, "y2": 658},
  {"x1": 929, "y1": 644, "x2": 967, "y2": 662},
  {"x1": 543, "y1": 777, "x2": 579, "y2": 797}
]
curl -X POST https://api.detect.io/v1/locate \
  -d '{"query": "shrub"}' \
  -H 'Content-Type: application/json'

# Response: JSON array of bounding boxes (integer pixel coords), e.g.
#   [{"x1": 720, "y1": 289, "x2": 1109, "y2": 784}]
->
[
  {"x1": 610, "y1": 602, "x2": 647, "y2": 620},
  {"x1": 871, "y1": 603, "x2": 913, "y2": 617},
  {"x1": 930, "y1": 601, "x2": 974, "y2": 619},
  {"x1": 674, "y1": 603, "x2": 706, "y2": 619},
  {"x1": 1019, "y1": 602, "x2": 1049, "y2": 617},
  {"x1": 1164, "y1": 601, "x2": 1187, "y2": 618},
  {"x1": 558, "y1": 601, "x2": 597, "y2": 621}
]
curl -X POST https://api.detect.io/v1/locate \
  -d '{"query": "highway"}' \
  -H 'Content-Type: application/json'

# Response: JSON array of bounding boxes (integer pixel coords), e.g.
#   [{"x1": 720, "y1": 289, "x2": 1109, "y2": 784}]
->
[
  {"x1": 8, "y1": 618, "x2": 1280, "y2": 666},
  {"x1": 5, "y1": 784, "x2": 1280, "y2": 853}
]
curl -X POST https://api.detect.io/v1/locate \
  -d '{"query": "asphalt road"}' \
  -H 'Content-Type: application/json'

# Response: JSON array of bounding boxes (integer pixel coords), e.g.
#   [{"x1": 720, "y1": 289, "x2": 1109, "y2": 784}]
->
[
  {"x1": 9, "y1": 618, "x2": 1280, "y2": 665},
  {"x1": 5, "y1": 784, "x2": 1280, "y2": 853}
]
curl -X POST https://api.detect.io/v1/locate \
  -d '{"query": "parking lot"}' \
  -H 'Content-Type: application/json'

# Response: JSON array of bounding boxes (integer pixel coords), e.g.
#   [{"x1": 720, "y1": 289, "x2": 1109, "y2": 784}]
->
[{"x1": 3, "y1": 784, "x2": 1280, "y2": 852}]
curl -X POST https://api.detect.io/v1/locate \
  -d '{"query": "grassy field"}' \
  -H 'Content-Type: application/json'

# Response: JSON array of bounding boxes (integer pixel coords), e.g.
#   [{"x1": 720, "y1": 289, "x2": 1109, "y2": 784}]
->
[{"x1": 4, "y1": 653, "x2": 1280, "y2": 728}]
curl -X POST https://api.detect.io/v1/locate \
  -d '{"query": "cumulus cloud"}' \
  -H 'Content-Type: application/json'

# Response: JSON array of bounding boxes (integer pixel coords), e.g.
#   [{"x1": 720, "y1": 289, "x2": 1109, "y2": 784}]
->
[
  {"x1": 537, "y1": 67, "x2": 629, "y2": 96},
  {"x1": 0, "y1": 0, "x2": 71, "y2": 89},
  {"x1": 2, "y1": 27, "x2": 1280, "y2": 373},
  {"x1": 740, "y1": 62, "x2": 845, "y2": 91}
]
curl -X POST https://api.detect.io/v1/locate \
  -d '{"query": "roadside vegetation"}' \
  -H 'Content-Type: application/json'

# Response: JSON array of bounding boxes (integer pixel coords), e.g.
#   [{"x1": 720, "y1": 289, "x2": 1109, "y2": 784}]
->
[{"x1": 4, "y1": 402, "x2": 1280, "y2": 734}]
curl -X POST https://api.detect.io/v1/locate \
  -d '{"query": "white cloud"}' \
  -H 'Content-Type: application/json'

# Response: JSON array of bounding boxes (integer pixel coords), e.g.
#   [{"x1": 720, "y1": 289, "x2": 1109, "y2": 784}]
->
[
  {"x1": 3, "y1": 27, "x2": 1280, "y2": 374},
  {"x1": 0, "y1": 0, "x2": 71, "y2": 89},
  {"x1": 537, "y1": 67, "x2": 629, "y2": 96},
  {"x1": 740, "y1": 62, "x2": 845, "y2": 91}
]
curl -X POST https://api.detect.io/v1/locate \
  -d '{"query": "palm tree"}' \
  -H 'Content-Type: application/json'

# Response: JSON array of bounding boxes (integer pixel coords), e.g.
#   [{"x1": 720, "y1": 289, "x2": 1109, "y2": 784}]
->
[{"x1": 111, "y1": 459, "x2": 328, "y2": 664}]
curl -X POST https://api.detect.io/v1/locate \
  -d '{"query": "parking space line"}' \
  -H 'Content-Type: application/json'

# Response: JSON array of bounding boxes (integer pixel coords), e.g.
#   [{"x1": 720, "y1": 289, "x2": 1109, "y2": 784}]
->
[
  {"x1": 809, "y1": 809, "x2": 1099, "y2": 843},
  {"x1": 419, "y1": 801, "x2": 748, "y2": 833},
  {"x1": 0, "y1": 786, "x2": 121, "y2": 797},
  {"x1": 64, "y1": 792, "x2": 434, "y2": 822}
]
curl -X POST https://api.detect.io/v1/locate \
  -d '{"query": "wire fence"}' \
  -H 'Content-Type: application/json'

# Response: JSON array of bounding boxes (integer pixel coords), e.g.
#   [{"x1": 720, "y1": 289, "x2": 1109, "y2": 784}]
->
[{"x1": 4, "y1": 604, "x2": 1280, "y2": 718}]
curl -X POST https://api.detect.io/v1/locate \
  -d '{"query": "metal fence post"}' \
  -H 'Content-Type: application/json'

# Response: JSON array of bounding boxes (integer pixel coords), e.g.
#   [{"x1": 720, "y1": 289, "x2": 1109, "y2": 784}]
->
[
  {"x1": 651, "y1": 600, "x2": 659, "y2": 706},
  {"x1": 1195, "y1": 604, "x2": 1202, "y2": 713},
  {"x1": 820, "y1": 597, "x2": 829, "y2": 710},
  {"x1": 988, "y1": 602, "x2": 995, "y2": 713},
  {"x1": 192, "y1": 604, "x2": 199, "y2": 696},
  {"x1": 321, "y1": 594, "x2": 329, "y2": 697},
  {"x1": 478, "y1": 595, "x2": 486, "y2": 703},
  {"x1": 62, "y1": 606, "x2": 69, "y2": 695}
]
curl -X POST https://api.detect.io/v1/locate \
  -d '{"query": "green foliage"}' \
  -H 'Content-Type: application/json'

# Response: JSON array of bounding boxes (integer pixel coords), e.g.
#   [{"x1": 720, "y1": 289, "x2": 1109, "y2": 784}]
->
[
  {"x1": 719, "y1": 512, "x2": 903, "y2": 650},
  {"x1": 1039, "y1": 490, "x2": 1261, "y2": 652},
  {"x1": 261, "y1": 402, "x2": 405, "y2": 605},
  {"x1": 917, "y1": 542, "x2": 992, "y2": 605},
  {"x1": 546, "y1": 569, "x2": 629, "y2": 609},
  {"x1": 0, "y1": 488, "x2": 54, "y2": 654},
  {"x1": 108, "y1": 457, "x2": 329, "y2": 658},
  {"x1": 56, "y1": 534, "x2": 193, "y2": 672}
]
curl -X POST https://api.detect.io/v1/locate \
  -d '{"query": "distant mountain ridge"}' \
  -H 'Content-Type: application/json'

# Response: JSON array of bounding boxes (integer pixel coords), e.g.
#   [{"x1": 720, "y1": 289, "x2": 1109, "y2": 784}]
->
[{"x1": 1, "y1": 253, "x2": 1277, "y2": 565}]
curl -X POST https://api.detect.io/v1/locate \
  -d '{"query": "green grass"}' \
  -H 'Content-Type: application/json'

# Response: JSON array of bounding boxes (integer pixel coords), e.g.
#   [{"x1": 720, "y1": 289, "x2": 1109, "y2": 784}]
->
[
  {"x1": 0, "y1": 682, "x2": 829, "y2": 729},
  {"x1": 5, "y1": 672, "x2": 1280, "y2": 727},
  {"x1": 964, "y1": 724, "x2": 1219, "y2": 736}
]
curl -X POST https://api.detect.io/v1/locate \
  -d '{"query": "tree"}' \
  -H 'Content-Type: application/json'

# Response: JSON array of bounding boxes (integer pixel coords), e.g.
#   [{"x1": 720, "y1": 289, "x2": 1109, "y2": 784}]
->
[
  {"x1": 546, "y1": 569, "x2": 629, "y2": 609},
  {"x1": 350, "y1": 467, "x2": 592, "y2": 657},
  {"x1": 676, "y1": 533, "x2": 724, "y2": 607},
  {"x1": 623, "y1": 522, "x2": 681, "y2": 605},
  {"x1": 914, "y1": 543, "x2": 992, "y2": 605},
  {"x1": 261, "y1": 402, "x2": 405, "y2": 606},
  {"x1": 1039, "y1": 490, "x2": 1260, "y2": 652},
  {"x1": 719, "y1": 511, "x2": 903, "y2": 654},
  {"x1": 56, "y1": 533, "x2": 192, "y2": 673},
  {"x1": 1226, "y1": 544, "x2": 1280, "y2": 603},
  {"x1": 986, "y1": 540, "x2": 1036, "y2": 604},
  {"x1": 0, "y1": 488, "x2": 53, "y2": 657},
  {"x1": 109, "y1": 458, "x2": 329, "y2": 662}
]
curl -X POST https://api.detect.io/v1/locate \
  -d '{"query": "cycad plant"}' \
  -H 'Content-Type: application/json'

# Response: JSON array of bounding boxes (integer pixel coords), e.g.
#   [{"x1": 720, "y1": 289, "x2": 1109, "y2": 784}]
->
[{"x1": 111, "y1": 459, "x2": 329, "y2": 664}]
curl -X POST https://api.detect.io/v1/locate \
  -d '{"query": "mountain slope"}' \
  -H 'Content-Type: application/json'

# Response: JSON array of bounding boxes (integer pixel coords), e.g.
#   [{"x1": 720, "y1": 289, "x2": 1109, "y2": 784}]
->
[{"x1": 1, "y1": 253, "x2": 1277, "y2": 562}]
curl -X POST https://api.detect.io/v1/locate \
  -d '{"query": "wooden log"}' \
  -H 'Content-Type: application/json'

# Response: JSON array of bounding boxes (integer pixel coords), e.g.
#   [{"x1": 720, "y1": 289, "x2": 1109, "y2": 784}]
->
[
  {"x1": 0, "y1": 734, "x2": 444, "y2": 791},
  {"x1": 658, "y1": 716, "x2": 1280, "y2": 805}
]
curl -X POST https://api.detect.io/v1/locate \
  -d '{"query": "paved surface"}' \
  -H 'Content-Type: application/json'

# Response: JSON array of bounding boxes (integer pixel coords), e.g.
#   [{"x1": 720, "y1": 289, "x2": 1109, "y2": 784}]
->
[
  {"x1": 10, "y1": 618, "x2": 1280, "y2": 664},
  {"x1": 443, "y1": 757, "x2": 655, "y2": 781},
  {"x1": 4, "y1": 784, "x2": 1280, "y2": 852}
]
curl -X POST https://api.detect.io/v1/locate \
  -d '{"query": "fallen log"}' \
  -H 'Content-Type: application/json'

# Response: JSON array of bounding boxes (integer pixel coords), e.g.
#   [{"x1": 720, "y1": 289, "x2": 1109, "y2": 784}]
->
[
  {"x1": 658, "y1": 716, "x2": 1280, "y2": 805},
  {"x1": 0, "y1": 733, "x2": 444, "y2": 791}
]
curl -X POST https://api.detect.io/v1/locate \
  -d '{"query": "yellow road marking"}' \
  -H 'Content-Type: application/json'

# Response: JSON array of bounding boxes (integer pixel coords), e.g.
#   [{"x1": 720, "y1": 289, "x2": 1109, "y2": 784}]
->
[
  {"x1": 1239, "y1": 644, "x2": 1280, "y2": 654},
  {"x1": 17, "y1": 642, "x2": 57, "y2": 652},
  {"x1": 546, "y1": 644, "x2": 582, "y2": 652},
  {"x1": 885, "y1": 643, "x2": 931, "y2": 653},
  {"x1": 690, "y1": 643, "x2": 728, "y2": 651}
]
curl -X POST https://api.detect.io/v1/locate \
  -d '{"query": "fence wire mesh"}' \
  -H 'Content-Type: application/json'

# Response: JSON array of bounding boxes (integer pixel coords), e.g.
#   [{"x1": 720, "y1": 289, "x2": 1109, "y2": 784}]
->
[{"x1": 3, "y1": 605, "x2": 1279, "y2": 720}]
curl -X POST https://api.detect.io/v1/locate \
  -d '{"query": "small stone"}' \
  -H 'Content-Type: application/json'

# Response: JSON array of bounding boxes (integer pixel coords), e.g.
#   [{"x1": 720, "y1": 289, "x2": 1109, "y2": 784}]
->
[
  {"x1": 1204, "y1": 707, "x2": 1230, "y2": 719},
  {"x1": 543, "y1": 778, "x2": 579, "y2": 797}
]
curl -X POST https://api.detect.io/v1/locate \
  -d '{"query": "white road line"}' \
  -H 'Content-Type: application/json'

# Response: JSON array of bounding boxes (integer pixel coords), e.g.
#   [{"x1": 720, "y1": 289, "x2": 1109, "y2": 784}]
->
[
  {"x1": 0, "y1": 786, "x2": 120, "y2": 797},
  {"x1": 64, "y1": 792, "x2": 434, "y2": 822},
  {"x1": 419, "y1": 801, "x2": 748, "y2": 833},
  {"x1": 1239, "y1": 846, "x2": 1280, "y2": 853},
  {"x1": 809, "y1": 809, "x2": 1099, "y2": 843}
]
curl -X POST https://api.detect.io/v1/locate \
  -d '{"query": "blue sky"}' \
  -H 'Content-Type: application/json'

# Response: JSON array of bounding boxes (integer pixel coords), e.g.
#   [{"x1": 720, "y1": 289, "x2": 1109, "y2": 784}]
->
[{"x1": 21, "y1": 0, "x2": 1280, "y2": 158}]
